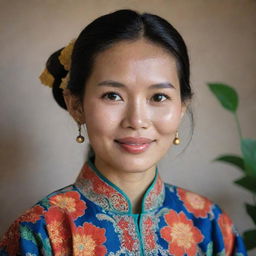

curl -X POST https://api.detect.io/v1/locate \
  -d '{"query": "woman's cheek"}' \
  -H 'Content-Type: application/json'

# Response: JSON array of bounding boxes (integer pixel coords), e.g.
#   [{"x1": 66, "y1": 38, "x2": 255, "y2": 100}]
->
[
  {"x1": 150, "y1": 104, "x2": 182, "y2": 135},
  {"x1": 85, "y1": 103, "x2": 122, "y2": 135}
]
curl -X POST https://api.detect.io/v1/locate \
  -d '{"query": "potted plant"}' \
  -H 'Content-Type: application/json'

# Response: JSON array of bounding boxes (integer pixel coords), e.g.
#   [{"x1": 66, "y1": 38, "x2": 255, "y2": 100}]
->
[{"x1": 208, "y1": 82, "x2": 256, "y2": 251}]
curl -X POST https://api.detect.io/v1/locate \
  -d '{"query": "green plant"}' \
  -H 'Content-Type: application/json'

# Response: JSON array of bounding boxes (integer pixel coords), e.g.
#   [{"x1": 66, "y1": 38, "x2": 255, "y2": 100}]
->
[{"x1": 208, "y1": 82, "x2": 256, "y2": 251}]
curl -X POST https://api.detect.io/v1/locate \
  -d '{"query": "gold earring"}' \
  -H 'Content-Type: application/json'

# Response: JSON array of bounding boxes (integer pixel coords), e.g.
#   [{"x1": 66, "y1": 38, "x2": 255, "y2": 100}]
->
[
  {"x1": 76, "y1": 122, "x2": 85, "y2": 143},
  {"x1": 173, "y1": 131, "x2": 180, "y2": 145}
]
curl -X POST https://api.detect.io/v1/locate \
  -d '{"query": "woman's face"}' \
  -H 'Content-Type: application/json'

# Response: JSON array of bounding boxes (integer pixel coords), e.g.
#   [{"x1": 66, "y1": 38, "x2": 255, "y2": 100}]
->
[{"x1": 69, "y1": 39, "x2": 187, "y2": 173}]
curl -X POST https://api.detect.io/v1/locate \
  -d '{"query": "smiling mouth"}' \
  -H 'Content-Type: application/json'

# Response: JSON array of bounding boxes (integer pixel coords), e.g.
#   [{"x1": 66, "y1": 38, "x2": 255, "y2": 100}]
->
[
  {"x1": 114, "y1": 137, "x2": 155, "y2": 144},
  {"x1": 116, "y1": 142, "x2": 148, "y2": 145},
  {"x1": 114, "y1": 139, "x2": 155, "y2": 154}
]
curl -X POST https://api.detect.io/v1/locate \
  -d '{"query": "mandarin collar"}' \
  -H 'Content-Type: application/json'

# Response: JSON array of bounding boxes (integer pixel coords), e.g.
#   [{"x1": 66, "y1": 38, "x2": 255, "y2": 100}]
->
[{"x1": 74, "y1": 158, "x2": 165, "y2": 214}]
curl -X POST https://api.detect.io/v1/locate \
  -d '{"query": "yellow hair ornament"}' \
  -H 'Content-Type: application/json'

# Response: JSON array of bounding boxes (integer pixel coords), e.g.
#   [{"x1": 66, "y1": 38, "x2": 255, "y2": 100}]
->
[
  {"x1": 58, "y1": 39, "x2": 76, "y2": 71},
  {"x1": 59, "y1": 73, "x2": 70, "y2": 89},
  {"x1": 39, "y1": 39, "x2": 75, "y2": 89},
  {"x1": 39, "y1": 68, "x2": 54, "y2": 88}
]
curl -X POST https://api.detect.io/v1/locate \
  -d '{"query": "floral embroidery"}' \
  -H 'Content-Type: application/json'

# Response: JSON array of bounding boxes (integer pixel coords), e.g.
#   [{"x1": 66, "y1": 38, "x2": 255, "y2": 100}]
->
[
  {"x1": 20, "y1": 205, "x2": 44, "y2": 223},
  {"x1": 75, "y1": 164, "x2": 129, "y2": 212},
  {"x1": 0, "y1": 205, "x2": 44, "y2": 255},
  {"x1": 96, "y1": 213, "x2": 140, "y2": 255},
  {"x1": 177, "y1": 188, "x2": 212, "y2": 218},
  {"x1": 160, "y1": 210, "x2": 204, "y2": 256},
  {"x1": 218, "y1": 213, "x2": 234, "y2": 256},
  {"x1": 0, "y1": 222, "x2": 20, "y2": 255},
  {"x1": 116, "y1": 216, "x2": 139, "y2": 252},
  {"x1": 75, "y1": 162, "x2": 165, "y2": 213},
  {"x1": 49, "y1": 191, "x2": 87, "y2": 220},
  {"x1": 142, "y1": 216, "x2": 157, "y2": 251},
  {"x1": 72, "y1": 222, "x2": 107, "y2": 256},
  {"x1": 45, "y1": 207, "x2": 72, "y2": 256},
  {"x1": 144, "y1": 175, "x2": 165, "y2": 211},
  {"x1": 0, "y1": 160, "x2": 247, "y2": 256}
]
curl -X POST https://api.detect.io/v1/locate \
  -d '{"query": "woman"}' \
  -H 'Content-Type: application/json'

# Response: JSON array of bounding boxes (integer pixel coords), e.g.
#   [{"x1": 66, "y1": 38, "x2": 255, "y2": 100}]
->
[{"x1": 0, "y1": 9, "x2": 247, "y2": 256}]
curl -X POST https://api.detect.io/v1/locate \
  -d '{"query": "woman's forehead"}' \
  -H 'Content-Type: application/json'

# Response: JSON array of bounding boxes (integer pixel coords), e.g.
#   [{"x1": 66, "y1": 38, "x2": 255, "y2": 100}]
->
[
  {"x1": 95, "y1": 39, "x2": 176, "y2": 66},
  {"x1": 88, "y1": 39, "x2": 179, "y2": 87}
]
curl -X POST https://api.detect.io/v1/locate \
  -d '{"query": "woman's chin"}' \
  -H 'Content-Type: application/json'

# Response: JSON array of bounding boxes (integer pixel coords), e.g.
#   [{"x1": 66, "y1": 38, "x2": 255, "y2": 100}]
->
[{"x1": 110, "y1": 154, "x2": 157, "y2": 173}]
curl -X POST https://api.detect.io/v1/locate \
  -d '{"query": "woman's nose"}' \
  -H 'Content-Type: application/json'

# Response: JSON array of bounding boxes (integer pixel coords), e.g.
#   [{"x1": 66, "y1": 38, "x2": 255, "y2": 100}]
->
[{"x1": 121, "y1": 99, "x2": 150, "y2": 130}]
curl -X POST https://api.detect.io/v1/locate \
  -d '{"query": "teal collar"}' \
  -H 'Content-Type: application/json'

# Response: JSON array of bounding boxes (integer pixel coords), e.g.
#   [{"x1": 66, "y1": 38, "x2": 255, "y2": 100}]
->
[{"x1": 75, "y1": 158, "x2": 165, "y2": 214}]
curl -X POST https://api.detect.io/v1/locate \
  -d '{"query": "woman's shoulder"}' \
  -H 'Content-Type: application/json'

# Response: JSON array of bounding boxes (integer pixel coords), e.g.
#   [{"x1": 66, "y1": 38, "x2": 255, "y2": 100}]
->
[
  {"x1": 163, "y1": 182, "x2": 233, "y2": 221},
  {"x1": 6, "y1": 183, "x2": 84, "y2": 223},
  {"x1": 0, "y1": 184, "x2": 85, "y2": 255},
  {"x1": 162, "y1": 182, "x2": 248, "y2": 255}
]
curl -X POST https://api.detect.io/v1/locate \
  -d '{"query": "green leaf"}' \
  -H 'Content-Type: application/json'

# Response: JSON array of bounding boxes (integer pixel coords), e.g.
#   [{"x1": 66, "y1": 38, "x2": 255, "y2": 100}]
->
[
  {"x1": 214, "y1": 155, "x2": 245, "y2": 172},
  {"x1": 234, "y1": 176, "x2": 256, "y2": 193},
  {"x1": 241, "y1": 138, "x2": 256, "y2": 176},
  {"x1": 245, "y1": 203, "x2": 256, "y2": 225},
  {"x1": 207, "y1": 83, "x2": 238, "y2": 113},
  {"x1": 243, "y1": 229, "x2": 256, "y2": 250}
]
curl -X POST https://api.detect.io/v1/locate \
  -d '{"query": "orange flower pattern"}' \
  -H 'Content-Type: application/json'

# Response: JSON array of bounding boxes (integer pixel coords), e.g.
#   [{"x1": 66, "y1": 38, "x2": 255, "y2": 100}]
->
[
  {"x1": 177, "y1": 187, "x2": 213, "y2": 218},
  {"x1": 72, "y1": 222, "x2": 107, "y2": 256},
  {"x1": 45, "y1": 206, "x2": 72, "y2": 256},
  {"x1": 218, "y1": 213, "x2": 235, "y2": 255},
  {"x1": 160, "y1": 210, "x2": 204, "y2": 256},
  {"x1": 0, "y1": 160, "x2": 247, "y2": 255},
  {"x1": 49, "y1": 191, "x2": 87, "y2": 220}
]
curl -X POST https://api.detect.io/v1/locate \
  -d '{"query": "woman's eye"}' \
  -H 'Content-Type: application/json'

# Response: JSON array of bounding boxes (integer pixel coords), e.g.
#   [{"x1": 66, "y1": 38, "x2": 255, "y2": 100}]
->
[
  {"x1": 152, "y1": 93, "x2": 170, "y2": 102},
  {"x1": 101, "y1": 92, "x2": 122, "y2": 101}
]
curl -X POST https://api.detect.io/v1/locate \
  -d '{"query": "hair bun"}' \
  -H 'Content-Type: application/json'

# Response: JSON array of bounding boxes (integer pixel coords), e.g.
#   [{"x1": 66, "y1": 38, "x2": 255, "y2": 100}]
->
[{"x1": 42, "y1": 49, "x2": 68, "y2": 110}]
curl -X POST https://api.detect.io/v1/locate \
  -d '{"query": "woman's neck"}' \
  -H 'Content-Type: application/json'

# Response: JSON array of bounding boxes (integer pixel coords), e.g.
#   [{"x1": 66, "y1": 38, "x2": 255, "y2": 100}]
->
[{"x1": 93, "y1": 157, "x2": 156, "y2": 214}]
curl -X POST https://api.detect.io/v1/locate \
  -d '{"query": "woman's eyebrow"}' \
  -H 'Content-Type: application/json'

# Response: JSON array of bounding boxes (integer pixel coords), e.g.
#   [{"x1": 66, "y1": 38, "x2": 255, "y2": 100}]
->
[{"x1": 97, "y1": 80, "x2": 176, "y2": 89}]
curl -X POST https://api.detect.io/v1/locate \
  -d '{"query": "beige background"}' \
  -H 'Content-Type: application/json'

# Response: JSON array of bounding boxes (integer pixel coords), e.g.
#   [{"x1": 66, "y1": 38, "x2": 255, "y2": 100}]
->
[{"x1": 0, "y1": 0, "x2": 255, "y2": 254}]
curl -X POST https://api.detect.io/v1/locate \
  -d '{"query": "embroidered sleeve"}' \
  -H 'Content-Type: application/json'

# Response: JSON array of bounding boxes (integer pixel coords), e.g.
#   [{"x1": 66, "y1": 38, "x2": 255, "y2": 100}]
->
[
  {"x1": 212, "y1": 204, "x2": 248, "y2": 256},
  {"x1": 0, "y1": 206, "x2": 52, "y2": 256}
]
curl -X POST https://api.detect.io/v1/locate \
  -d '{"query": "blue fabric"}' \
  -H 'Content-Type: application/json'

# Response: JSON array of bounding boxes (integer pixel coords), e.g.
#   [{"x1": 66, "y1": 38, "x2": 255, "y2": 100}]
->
[{"x1": 0, "y1": 158, "x2": 247, "y2": 255}]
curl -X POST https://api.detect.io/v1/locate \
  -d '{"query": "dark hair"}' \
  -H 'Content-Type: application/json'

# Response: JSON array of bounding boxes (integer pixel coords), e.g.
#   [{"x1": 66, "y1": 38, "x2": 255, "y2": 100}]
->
[{"x1": 44, "y1": 9, "x2": 194, "y2": 156}]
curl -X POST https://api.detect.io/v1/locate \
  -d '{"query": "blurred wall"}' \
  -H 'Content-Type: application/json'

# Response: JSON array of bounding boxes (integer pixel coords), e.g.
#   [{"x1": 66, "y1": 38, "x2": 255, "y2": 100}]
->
[{"x1": 0, "y1": 0, "x2": 255, "y2": 254}]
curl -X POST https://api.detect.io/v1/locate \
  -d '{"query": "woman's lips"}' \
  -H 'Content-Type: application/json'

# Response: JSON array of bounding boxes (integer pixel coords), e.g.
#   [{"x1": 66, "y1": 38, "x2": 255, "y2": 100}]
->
[
  {"x1": 115, "y1": 137, "x2": 154, "y2": 144},
  {"x1": 114, "y1": 137, "x2": 154, "y2": 154}
]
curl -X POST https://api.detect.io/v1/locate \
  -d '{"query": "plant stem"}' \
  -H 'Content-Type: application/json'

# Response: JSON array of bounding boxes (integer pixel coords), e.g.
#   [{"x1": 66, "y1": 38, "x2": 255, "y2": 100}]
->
[{"x1": 234, "y1": 113, "x2": 243, "y2": 140}]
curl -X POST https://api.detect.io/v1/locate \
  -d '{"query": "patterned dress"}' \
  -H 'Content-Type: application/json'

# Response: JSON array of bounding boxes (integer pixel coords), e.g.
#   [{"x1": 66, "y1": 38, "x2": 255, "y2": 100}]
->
[{"x1": 0, "y1": 158, "x2": 247, "y2": 256}]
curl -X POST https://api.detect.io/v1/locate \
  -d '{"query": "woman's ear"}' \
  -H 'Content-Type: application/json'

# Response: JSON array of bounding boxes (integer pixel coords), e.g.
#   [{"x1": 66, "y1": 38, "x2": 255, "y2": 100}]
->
[{"x1": 62, "y1": 89, "x2": 86, "y2": 124}]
